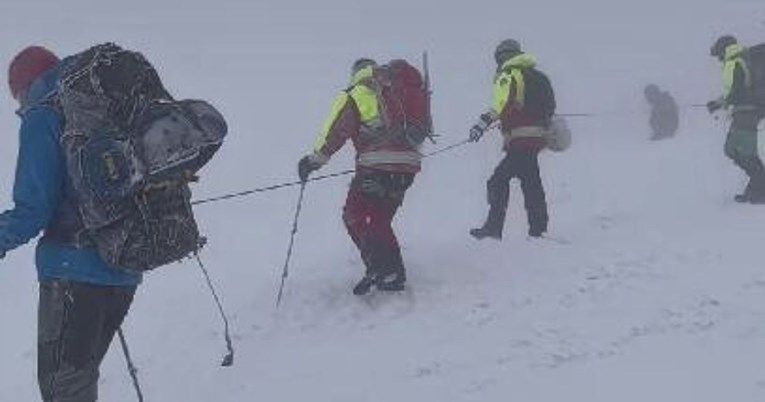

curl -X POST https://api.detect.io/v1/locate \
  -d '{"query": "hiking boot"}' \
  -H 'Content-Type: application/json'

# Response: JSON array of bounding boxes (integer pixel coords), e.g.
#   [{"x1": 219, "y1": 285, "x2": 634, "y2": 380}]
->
[
  {"x1": 376, "y1": 272, "x2": 406, "y2": 292},
  {"x1": 528, "y1": 227, "x2": 546, "y2": 238},
  {"x1": 470, "y1": 226, "x2": 502, "y2": 240},
  {"x1": 352, "y1": 274, "x2": 377, "y2": 295},
  {"x1": 748, "y1": 193, "x2": 765, "y2": 204},
  {"x1": 734, "y1": 193, "x2": 751, "y2": 203}
]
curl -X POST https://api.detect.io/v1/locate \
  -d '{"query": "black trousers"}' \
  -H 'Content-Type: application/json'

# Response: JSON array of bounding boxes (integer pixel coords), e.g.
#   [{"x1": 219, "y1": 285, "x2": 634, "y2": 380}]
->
[
  {"x1": 38, "y1": 280, "x2": 136, "y2": 402},
  {"x1": 483, "y1": 148, "x2": 548, "y2": 235},
  {"x1": 726, "y1": 110, "x2": 765, "y2": 196}
]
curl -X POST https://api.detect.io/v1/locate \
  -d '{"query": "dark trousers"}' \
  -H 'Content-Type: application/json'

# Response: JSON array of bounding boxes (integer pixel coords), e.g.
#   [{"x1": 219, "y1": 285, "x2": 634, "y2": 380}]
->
[
  {"x1": 38, "y1": 280, "x2": 136, "y2": 402},
  {"x1": 726, "y1": 110, "x2": 765, "y2": 196},
  {"x1": 343, "y1": 171, "x2": 414, "y2": 277},
  {"x1": 483, "y1": 148, "x2": 548, "y2": 235}
]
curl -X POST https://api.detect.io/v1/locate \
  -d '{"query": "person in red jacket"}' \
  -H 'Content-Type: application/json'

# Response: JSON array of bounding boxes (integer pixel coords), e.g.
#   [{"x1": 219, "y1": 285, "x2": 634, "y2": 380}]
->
[
  {"x1": 468, "y1": 39, "x2": 556, "y2": 239},
  {"x1": 298, "y1": 58, "x2": 422, "y2": 295}
]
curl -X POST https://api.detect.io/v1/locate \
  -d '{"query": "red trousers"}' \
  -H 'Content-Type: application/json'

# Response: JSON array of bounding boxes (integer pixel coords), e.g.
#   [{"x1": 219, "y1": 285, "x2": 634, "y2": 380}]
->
[{"x1": 342, "y1": 171, "x2": 414, "y2": 276}]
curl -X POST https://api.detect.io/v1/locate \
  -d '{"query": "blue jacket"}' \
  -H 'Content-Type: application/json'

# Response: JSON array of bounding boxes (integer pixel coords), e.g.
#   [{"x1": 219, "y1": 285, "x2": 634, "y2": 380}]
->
[{"x1": 0, "y1": 63, "x2": 141, "y2": 286}]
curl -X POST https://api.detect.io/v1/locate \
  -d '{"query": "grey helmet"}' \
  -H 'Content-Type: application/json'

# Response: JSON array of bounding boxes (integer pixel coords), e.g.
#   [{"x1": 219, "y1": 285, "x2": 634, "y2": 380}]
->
[
  {"x1": 494, "y1": 39, "x2": 522, "y2": 65},
  {"x1": 710, "y1": 35, "x2": 737, "y2": 60}
]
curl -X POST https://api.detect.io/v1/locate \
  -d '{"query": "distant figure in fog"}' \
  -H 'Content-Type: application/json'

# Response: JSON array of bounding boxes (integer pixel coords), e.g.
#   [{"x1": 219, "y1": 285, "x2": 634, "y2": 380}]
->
[{"x1": 643, "y1": 84, "x2": 679, "y2": 140}]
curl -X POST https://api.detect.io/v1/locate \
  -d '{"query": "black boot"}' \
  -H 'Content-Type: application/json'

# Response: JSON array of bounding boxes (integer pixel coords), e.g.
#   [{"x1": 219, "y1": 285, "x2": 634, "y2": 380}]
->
[
  {"x1": 376, "y1": 271, "x2": 406, "y2": 292},
  {"x1": 376, "y1": 248, "x2": 407, "y2": 292},
  {"x1": 469, "y1": 227, "x2": 502, "y2": 240},
  {"x1": 353, "y1": 273, "x2": 377, "y2": 295},
  {"x1": 528, "y1": 227, "x2": 546, "y2": 238},
  {"x1": 748, "y1": 183, "x2": 765, "y2": 204},
  {"x1": 527, "y1": 208, "x2": 548, "y2": 238},
  {"x1": 470, "y1": 207, "x2": 505, "y2": 240},
  {"x1": 734, "y1": 180, "x2": 754, "y2": 203}
]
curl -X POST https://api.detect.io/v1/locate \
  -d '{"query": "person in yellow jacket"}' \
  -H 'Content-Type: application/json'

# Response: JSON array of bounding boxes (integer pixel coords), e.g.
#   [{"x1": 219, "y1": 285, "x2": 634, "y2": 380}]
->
[
  {"x1": 708, "y1": 35, "x2": 765, "y2": 203},
  {"x1": 468, "y1": 39, "x2": 556, "y2": 239},
  {"x1": 298, "y1": 58, "x2": 424, "y2": 295}
]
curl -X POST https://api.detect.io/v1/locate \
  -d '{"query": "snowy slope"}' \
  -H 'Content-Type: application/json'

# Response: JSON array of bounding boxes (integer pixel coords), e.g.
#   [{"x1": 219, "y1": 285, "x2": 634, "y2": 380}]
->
[{"x1": 2, "y1": 1, "x2": 765, "y2": 401}]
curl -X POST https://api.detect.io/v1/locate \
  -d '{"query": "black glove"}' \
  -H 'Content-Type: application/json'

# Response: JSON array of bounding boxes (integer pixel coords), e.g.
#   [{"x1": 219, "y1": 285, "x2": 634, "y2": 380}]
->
[
  {"x1": 707, "y1": 99, "x2": 723, "y2": 114},
  {"x1": 298, "y1": 155, "x2": 321, "y2": 182},
  {"x1": 469, "y1": 124, "x2": 486, "y2": 142},
  {"x1": 469, "y1": 112, "x2": 495, "y2": 143}
]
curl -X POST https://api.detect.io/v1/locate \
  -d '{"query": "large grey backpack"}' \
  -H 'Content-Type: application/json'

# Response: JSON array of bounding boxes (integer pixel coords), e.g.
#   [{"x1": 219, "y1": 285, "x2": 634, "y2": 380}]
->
[{"x1": 57, "y1": 43, "x2": 227, "y2": 272}]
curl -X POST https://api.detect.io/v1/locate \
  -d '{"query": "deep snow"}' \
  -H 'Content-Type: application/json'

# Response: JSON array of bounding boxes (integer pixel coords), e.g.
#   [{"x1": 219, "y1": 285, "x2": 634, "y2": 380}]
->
[{"x1": 1, "y1": 1, "x2": 765, "y2": 401}]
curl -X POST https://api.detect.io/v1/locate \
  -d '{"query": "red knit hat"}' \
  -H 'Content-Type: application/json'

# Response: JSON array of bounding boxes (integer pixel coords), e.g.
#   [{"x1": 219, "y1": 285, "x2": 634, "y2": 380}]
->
[{"x1": 8, "y1": 46, "x2": 59, "y2": 100}]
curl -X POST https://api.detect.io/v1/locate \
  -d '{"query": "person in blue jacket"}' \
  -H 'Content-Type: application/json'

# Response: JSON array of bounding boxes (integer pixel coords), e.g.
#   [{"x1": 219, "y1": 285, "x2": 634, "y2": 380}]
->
[{"x1": 2, "y1": 45, "x2": 141, "y2": 402}]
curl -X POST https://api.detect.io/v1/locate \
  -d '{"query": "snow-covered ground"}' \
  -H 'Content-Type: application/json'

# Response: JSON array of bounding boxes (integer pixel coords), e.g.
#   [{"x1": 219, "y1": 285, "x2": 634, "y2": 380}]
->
[{"x1": 2, "y1": 1, "x2": 765, "y2": 401}]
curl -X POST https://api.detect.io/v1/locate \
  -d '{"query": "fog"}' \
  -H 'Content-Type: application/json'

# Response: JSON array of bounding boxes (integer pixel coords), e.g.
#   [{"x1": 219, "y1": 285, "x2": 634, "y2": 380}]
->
[{"x1": 1, "y1": 1, "x2": 764, "y2": 401}]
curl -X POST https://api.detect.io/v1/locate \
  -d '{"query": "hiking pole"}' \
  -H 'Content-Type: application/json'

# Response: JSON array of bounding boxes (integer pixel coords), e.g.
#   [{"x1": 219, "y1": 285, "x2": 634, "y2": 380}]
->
[
  {"x1": 118, "y1": 328, "x2": 145, "y2": 402},
  {"x1": 192, "y1": 169, "x2": 354, "y2": 206},
  {"x1": 194, "y1": 253, "x2": 235, "y2": 367},
  {"x1": 276, "y1": 181, "x2": 308, "y2": 308}
]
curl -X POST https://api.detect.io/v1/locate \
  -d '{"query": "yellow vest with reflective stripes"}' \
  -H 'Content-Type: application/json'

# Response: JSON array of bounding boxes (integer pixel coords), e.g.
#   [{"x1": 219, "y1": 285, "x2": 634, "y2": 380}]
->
[
  {"x1": 722, "y1": 44, "x2": 752, "y2": 99},
  {"x1": 492, "y1": 53, "x2": 537, "y2": 116},
  {"x1": 314, "y1": 66, "x2": 383, "y2": 152}
]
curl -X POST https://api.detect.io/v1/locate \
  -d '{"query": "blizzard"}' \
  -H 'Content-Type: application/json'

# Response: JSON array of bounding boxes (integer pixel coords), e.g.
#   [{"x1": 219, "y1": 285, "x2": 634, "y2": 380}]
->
[{"x1": 1, "y1": 1, "x2": 765, "y2": 401}]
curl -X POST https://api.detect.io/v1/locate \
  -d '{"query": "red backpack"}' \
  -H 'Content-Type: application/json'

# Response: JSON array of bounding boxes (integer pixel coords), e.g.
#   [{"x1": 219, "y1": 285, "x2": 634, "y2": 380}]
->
[{"x1": 373, "y1": 59, "x2": 433, "y2": 146}]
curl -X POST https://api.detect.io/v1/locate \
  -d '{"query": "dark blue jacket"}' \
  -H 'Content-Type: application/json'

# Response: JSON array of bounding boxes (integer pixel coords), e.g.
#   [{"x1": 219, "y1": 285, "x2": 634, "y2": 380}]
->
[{"x1": 0, "y1": 63, "x2": 141, "y2": 286}]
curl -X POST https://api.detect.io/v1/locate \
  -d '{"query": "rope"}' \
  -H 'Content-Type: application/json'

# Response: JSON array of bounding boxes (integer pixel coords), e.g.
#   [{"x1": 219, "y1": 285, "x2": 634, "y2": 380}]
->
[
  {"x1": 192, "y1": 138, "x2": 472, "y2": 207},
  {"x1": 191, "y1": 170, "x2": 354, "y2": 206},
  {"x1": 191, "y1": 101, "x2": 730, "y2": 208}
]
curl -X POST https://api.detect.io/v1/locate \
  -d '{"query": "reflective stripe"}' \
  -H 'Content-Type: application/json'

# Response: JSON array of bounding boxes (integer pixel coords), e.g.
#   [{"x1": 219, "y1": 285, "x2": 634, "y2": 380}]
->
[
  {"x1": 510, "y1": 126, "x2": 549, "y2": 138},
  {"x1": 357, "y1": 150, "x2": 422, "y2": 168},
  {"x1": 503, "y1": 126, "x2": 550, "y2": 144}
]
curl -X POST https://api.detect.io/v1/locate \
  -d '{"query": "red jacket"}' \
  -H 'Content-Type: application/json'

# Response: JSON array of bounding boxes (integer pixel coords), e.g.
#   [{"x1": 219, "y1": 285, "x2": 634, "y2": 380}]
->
[{"x1": 312, "y1": 68, "x2": 422, "y2": 174}]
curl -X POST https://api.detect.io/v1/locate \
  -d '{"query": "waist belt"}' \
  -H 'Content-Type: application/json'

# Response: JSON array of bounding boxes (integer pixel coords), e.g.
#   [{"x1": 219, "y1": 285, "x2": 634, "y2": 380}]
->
[
  {"x1": 356, "y1": 150, "x2": 422, "y2": 168},
  {"x1": 503, "y1": 126, "x2": 550, "y2": 139}
]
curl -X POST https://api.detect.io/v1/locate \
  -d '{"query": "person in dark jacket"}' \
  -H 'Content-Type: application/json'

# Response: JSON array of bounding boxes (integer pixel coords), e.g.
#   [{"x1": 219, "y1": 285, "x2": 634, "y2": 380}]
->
[
  {"x1": 298, "y1": 58, "x2": 422, "y2": 295},
  {"x1": 644, "y1": 84, "x2": 679, "y2": 140},
  {"x1": 707, "y1": 35, "x2": 765, "y2": 203},
  {"x1": 1, "y1": 46, "x2": 140, "y2": 402},
  {"x1": 468, "y1": 39, "x2": 556, "y2": 239}
]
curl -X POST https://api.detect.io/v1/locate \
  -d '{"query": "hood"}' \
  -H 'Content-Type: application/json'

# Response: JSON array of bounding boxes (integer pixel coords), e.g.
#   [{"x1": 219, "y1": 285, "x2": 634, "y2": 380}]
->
[
  {"x1": 500, "y1": 53, "x2": 537, "y2": 71},
  {"x1": 18, "y1": 61, "x2": 62, "y2": 113},
  {"x1": 723, "y1": 44, "x2": 744, "y2": 61},
  {"x1": 350, "y1": 64, "x2": 375, "y2": 86}
]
